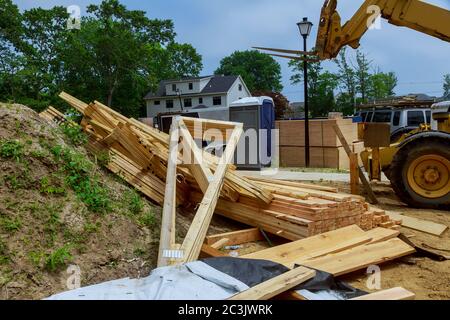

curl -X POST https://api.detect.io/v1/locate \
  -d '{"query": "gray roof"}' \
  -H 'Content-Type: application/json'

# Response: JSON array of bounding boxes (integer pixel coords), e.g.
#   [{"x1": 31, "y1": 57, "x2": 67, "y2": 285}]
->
[{"x1": 144, "y1": 75, "x2": 239, "y2": 100}]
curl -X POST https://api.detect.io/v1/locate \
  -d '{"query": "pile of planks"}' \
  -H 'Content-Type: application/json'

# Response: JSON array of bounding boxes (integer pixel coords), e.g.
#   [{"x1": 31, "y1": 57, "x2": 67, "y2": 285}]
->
[
  {"x1": 276, "y1": 119, "x2": 364, "y2": 169},
  {"x1": 49, "y1": 93, "x2": 398, "y2": 255}
]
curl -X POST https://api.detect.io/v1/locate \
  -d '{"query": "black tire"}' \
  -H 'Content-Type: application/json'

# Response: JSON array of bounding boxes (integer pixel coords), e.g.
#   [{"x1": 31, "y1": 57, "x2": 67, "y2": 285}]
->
[{"x1": 390, "y1": 139, "x2": 450, "y2": 209}]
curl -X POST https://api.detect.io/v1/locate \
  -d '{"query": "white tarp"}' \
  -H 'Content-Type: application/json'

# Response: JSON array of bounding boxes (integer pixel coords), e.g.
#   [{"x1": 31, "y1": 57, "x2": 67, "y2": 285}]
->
[{"x1": 46, "y1": 261, "x2": 249, "y2": 300}]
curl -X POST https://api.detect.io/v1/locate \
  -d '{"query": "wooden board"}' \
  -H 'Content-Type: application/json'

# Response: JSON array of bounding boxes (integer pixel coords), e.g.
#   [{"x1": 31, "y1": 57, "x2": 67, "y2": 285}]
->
[
  {"x1": 302, "y1": 238, "x2": 415, "y2": 276},
  {"x1": 386, "y1": 212, "x2": 448, "y2": 236},
  {"x1": 243, "y1": 225, "x2": 369, "y2": 267},
  {"x1": 350, "y1": 287, "x2": 415, "y2": 300},
  {"x1": 228, "y1": 267, "x2": 316, "y2": 300},
  {"x1": 206, "y1": 228, "x2": 264, "y2": 246}
]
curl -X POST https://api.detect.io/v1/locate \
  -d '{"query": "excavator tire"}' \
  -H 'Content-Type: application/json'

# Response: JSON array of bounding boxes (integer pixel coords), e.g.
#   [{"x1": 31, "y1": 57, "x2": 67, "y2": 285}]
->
[{"x1": 390, "y1": 139, "x2": 450, "y2": 210}]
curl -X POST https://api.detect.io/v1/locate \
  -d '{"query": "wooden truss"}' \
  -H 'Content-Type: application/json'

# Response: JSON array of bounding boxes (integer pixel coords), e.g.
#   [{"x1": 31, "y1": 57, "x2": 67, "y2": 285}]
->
[{"x1": 157, "y1": 117, "x2": 243, "y2": 267}]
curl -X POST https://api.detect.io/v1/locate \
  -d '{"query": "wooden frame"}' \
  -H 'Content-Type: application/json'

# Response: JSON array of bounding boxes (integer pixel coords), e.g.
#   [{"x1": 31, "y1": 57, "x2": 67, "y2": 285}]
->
[{"x1": 157, "y1": 116, "x2": 243, "y2": 266}]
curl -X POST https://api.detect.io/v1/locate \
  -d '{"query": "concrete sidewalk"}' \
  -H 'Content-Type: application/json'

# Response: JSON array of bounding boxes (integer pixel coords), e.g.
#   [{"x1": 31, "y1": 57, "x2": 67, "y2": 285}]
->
[{"x1": 237, "y1": 169, "x2": 389, "y2": 182}]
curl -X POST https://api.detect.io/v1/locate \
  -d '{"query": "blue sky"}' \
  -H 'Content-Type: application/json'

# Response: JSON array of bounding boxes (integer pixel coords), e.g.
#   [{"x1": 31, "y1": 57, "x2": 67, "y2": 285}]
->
[{"x1": 14, "y1": 0, "x2": 450, "y2": 102}]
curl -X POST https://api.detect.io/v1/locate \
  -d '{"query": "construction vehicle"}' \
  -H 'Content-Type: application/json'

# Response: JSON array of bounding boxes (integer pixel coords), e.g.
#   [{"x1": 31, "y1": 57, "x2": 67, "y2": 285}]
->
[{"x1": 257, "y1": 0, "x2": 450, "y2": 209}]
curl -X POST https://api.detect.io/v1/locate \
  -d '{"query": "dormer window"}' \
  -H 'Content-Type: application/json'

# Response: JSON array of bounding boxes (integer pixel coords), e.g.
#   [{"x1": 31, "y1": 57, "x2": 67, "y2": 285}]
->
[
  {"x1": 189, "y1": 83, "x2": 193, "y2": 90},
  {"x1": 172, "y1": 84, "x2": 177, "y2": 91}
]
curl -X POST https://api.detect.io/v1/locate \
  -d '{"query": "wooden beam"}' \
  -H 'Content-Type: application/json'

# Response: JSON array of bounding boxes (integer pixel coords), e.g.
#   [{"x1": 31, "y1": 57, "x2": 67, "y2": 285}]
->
[
  {"x1": 228, "y1": 267, "x2": 316, "y2": 300},
  {"x1": 386, "y1": 211, "x2": 448, "y2": 236},
  {"x1": 179, "y1": 124, "x2": 243, "y2": 263},
  {"x1": 351, "y1": 287, "x2": 415, "y2": 300},
  {"x1": 178, "y1": 119, "x2": 213, "y2": 194},
  {"x1": 210, "y1": 238, "x2": 230, "y2": 250},
  {"x1": 200, "y1": 244, "x2": 227, "y2": 258},
  {"x1": 206, "y1": 228, "x2": 265, "y2": 246},
  {"x1": 157, "y1": 119, "x2": 180, "y2": 267},
  {"x1": 350, "y1": 152, "x2": 359, "y2": 195},
  {"x1": 332, "y1": 124, "x2": 378, "y2": 204}
]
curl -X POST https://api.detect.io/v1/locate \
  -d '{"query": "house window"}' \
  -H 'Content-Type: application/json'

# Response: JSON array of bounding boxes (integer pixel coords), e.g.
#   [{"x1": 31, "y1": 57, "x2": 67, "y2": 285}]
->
[
  {"x1": 189, "y1": 83, "x2": 193, "y2": 90},
  {"x1": 238, "y1": 84, "x2": 243, "y2": 91},
  {"x1": 154, "y1": 100, "x2": 160, "y2": 106},
  {"x1": 184, "y1": 98, "x2": 192, "y2": 108},
  {"x1": 172, "y1": 84, "x2": 177, "y2": 92},
  {"x1": 213, "y1": 96, "x2": 222, "y2": 106},
  {"x1": 199, "y1": 97, "x2": 203, "y2": 104},
  {"x1": 166, "y1": 100, "x2": 174, "y2": 109}
]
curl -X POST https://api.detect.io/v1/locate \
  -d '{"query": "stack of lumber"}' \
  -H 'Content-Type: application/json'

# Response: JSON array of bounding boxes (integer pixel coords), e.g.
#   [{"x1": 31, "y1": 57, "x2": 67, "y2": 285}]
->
[
  {"x1": 49, "y1": 93, "x2": 397, "y2": 245},
  {"x1": 39, "y1": 106, "x2": 68, "y2": 124},
  {"x1": 243, "y1": 225, "x2": 415, "y2": 276},
  {"x1": 277, "y1": 119, "x2": 361, "y2": 169},
  {"x1": 193, "y1": 177, "x2": 399, "y2": 239}
]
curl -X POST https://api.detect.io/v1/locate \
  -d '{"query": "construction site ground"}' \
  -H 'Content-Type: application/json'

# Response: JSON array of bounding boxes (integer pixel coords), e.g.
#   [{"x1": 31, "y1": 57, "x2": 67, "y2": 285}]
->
[{"x1": 0, "y1": 103, "x2": 448, "y2": 300}]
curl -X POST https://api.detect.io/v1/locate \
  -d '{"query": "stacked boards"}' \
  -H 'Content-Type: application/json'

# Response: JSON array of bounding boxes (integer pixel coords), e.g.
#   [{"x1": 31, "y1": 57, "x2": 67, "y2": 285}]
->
[
  {"x1": 277, "y1": 119, "x2": 360, "y2": 169},
  {"x1": 48, "y1": 93, "x2": 398, "y2": 246}
]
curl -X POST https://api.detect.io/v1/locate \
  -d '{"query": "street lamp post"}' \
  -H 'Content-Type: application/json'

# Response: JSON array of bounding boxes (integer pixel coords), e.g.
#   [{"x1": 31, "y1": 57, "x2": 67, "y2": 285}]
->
[{"x1": 297, "y1": 17, "x2": 313, "y2": 168}]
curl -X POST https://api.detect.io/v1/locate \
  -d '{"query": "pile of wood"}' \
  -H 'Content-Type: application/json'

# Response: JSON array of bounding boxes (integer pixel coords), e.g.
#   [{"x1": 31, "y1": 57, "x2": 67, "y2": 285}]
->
[
  {"x1": 48, "y1": 92, "x2": 398, "y2": 261},
  {"x1": 276, "y1": 119, "x2": 364, "y2": 169}
]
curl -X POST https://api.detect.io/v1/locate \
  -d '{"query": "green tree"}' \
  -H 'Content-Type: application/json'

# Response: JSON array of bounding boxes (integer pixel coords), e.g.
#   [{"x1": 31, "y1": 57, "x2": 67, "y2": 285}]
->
[
  {"x1": 0, "y1": 0, "x2": 203, "y2": 117},
  {"x1": 289, "y1": 60, "x2": 339, "y2": 117},
  {"x1": 334, "y1": 48, "x2": 357, "y2": 113},
  {"x1": 354, "y1": 50, "x2": 372, "y2": 103},
  {"x1": 252, "y1": 90, "x2": 290, "y2": 120},
  {"x1": 215, "y1": 50, "x2": 283, "y2": 92},
  {"x1": 369, "y1": 71, "x2": 397, "y2": 99},
  {"x1": 444, "y1": 74, "x2": 450, "y2": 97}
]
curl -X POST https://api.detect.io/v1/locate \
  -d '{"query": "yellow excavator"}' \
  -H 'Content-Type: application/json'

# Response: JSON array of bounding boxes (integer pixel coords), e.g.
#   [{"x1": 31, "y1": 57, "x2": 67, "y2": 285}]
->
[{"x1": 257, "y1": 0, "x2": 450, "y2": 209}]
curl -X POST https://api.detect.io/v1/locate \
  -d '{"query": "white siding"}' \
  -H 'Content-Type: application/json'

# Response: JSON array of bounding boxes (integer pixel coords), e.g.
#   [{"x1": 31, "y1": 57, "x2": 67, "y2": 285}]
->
[
  {"x1": 227, "y1": 77, "x2": 251, "y2": 105},
  {"x1": 146, "y1": 94, "x2": 227, "y2": 118}
]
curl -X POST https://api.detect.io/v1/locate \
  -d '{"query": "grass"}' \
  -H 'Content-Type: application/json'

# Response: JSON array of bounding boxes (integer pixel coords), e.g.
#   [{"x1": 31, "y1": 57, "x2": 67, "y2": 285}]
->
[
  {"x1": 40, "y1": 176, "x2": 66, "y2": 196},
  {"x1": 125, "y1": 190, "x2": 144, "y2": 215},
  {"x1": 137, "y1": 210, "x2": 156, "y2": 228},
  {"x1": 49, "y1": 145, "x2": 110, "y2": 213},
  {"x1": 0, "y1": 139, "x2": 25, "y2": 162},
  {"x1": 60, "y1": 122, "x2": 87, "y2": 147},
  {"x1": 45, "y1": 245, "x2": 73, "y2": 272},
  {"x1": 287, "y1": 167, "x2": 349, "y2": 174},
  {"x1": 0, "y1": 216, "x2": 22, "y2": 233},
  {"x1": 0, "y1": 239, "x2": 9, "y2": 265}
]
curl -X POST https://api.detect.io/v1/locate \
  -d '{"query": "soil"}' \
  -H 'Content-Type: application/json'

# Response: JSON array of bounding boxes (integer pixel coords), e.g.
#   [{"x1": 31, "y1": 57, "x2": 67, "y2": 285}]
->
[{"x1": 314, "y1": 180, "x2": 450, "y2": 300}]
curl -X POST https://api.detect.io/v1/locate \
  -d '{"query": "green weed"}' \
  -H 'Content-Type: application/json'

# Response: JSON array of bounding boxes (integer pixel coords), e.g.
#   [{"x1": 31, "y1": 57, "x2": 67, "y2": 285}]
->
[
  {"x1": 61, "y1": 122, "x2": 87, "y2": 146},
  {"x1": 125, "y1": 190, "x2": 144, "y2": 215},
  {"x1": 45, "y1": 245, "x2": 73, "y2": 272},
  {"x1": 138, "y1": 210, "x2": 156, "y2": 228},
  {"x1": 0, "y1": 139, "x2": 24, "y2": 162},
  {"x1": 0, "y1": 216, "x2": 22, "y2": 233}
]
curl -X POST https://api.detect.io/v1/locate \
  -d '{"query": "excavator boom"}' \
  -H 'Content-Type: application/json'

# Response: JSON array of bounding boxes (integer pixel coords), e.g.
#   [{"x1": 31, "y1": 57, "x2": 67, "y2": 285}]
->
[{"x1": 316, "y1": 0, "x2": 450, "y2": 59}]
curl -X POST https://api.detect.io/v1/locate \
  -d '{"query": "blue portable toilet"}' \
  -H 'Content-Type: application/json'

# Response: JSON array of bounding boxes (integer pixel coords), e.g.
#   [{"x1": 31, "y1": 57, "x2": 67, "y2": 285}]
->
[{"x1": 229, "y1": 97, "x2": 275, "y2": 170}]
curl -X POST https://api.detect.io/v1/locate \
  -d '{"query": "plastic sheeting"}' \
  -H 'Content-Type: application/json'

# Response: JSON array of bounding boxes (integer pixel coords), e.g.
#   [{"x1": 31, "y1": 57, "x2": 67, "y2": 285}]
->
[
  {"x1": 46, "y1": 258, "x2": 365, "y2": 300},
  {"x1": 46, "y1": 261, "x2": 249, "y2": 300}
]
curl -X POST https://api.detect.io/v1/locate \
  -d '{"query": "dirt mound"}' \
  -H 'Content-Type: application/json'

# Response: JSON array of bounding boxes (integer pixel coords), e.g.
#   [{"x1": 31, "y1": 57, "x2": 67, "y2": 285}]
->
[{"x1": 0, "y1": 103, "x2": 167, "y2": 299}]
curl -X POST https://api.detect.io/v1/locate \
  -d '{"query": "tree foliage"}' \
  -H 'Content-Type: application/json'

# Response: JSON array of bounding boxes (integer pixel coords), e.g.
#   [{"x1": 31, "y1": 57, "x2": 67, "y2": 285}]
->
[
  {"x1": 289, "y1": 48, "x2": 398, "y2": 116},
  {"x1": 215, "y1": 50, "x2": 283, "y2": 92},
  {"x1": 444, "y1": 74, "x2": 450, "y2": 97},
  {"x1": 252, "y1": 90, "x2": 291, "y2": 120},
  {"x1": 0, "y1": 0, "x2": 203, "y2": 117}
]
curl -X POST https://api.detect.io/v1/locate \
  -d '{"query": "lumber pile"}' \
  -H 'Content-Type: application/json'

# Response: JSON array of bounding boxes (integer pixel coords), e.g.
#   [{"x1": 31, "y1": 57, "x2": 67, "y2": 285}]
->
[
  {"x1": 243, "y1": 225, "x2": 415, "y2": 276},
  {"x1": 277, "y1": 119, "x2": 361, "y2": 169},
  {"x1": 47, "y1": 93, "x2": 397, "y2": 248}
]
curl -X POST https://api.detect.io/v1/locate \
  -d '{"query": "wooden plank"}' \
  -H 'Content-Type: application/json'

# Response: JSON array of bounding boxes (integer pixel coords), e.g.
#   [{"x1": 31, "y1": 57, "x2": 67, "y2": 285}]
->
[
  {"x1": 157, "y1": 120, "x2": 180, "y2": 267},
  {"x1": 206, "y1": 228, "x2": 264, "y2": 246},
  {"x1": 180, "y1": 124, "x2": 243, "y2": 263},
  {"x1": 210, "y1": 238, "x2": 230, "y2": 249},
  {"x1": 228, "y1": 267, "x2": 316, "y2": 300},
  {"x1": 386, "y1": 212, "x2": 448, "y2": 236},
  {"x1": 179, "y1": 119, "x2": 213, "y2": 194},
  {"x1": 302, "y1": 238, "x2": 415, "y2": 276},
  {"x1": 200, "y1": 244, "x2": 227, "y2": 258},
  {"x1": 351, "y1": 287, "x2": 415, "y2": 300},
  {"x1": 332, "y1": 124, "x2": 378, "y2": 204},
  {"x1": 350, "y1": 152, "x2": 359, "y2": 195},
  {"x1": 243, "y1": 225, "x2": 369, "y2": 267},
  {"x1": 364, "y1": 227, "x2": 401, "y2": 244},
  {"x1": 245, "y1": 176, "x2": 338, "y2": 193}
]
